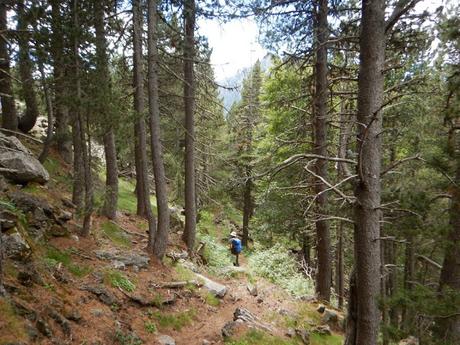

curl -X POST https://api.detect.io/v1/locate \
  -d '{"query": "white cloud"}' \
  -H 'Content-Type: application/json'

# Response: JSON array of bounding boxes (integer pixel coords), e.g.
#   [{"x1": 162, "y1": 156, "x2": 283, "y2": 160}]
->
[{"x1": 198, "y1": 18, "x2": 267, "y2": 82}]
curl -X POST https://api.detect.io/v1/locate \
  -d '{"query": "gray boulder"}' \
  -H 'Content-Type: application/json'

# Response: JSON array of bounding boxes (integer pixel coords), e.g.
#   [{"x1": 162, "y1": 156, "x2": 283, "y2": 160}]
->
[
  {"x1": 2, "y1": 232, "x2": 31, "y2": 262},
  {"x1": 195, "y1": 273, "x2": 228, "y2": 298},
  {"x1": 0, "y1": 133, "x2": 49, "y2": 184},
  {"x1": 94, "y1": 249, "x2": 149, "y2": 269},
  {"x1": 157, "y1": 335, "x2": 176, "y2": 345}
]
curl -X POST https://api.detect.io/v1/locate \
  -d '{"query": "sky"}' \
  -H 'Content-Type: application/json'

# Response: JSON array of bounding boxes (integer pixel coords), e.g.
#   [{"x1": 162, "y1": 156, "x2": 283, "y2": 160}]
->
[
  {"x1": 198, "y1": 0, "x2": 447, "y2": 83},
  {"x1": 198, "y1": 18, "x2": 267, "y2": 82}
]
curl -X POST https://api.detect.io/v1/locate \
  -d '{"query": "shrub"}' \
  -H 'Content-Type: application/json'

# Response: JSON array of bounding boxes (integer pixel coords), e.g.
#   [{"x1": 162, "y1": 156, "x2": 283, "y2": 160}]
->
[
  {"x1": 198, "y1": 234, "x2": 233, "y2": 275},
  {"x1": 104, "y1": 270, "x2": 136, "y2": 292},
  {"x1": 248, "y1": 244, "x2": 314, "y2": 297}
]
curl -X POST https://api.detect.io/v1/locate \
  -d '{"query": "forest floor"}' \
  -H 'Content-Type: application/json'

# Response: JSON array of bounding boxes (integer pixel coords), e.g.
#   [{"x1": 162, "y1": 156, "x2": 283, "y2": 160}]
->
[{"x1": 0, "y1": 147, "x2": 345, "y2": 345}]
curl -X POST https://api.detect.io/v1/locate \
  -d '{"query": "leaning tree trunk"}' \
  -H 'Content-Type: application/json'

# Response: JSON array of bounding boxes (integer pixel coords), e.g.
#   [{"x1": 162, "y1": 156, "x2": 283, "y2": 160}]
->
[
  {"x1": 349, "y1": 0, "x2": 385, "y2": 343},
  {"x1": 133, "y1": 0, "x2": 156, "y2": 247},
  {"x1": 182, "y1": 0, "x2": 197, "y2": 253},
  {"x1": 16, "y1": 0, "x2": 39, "y2": 134},
  {"x1": 94, "y1": 0, "x2": 118, "y2": 220},
  {"x1": 312, "y1": 0, "x2": 331, "y2": 303},
  {"x1": 148, "y1": 0, "x2": 170, "y2": 259},
  {"x1": 50, "y1": 0, "x2": 72, "y2": 163},
  {"x1": 0, "y1": 2, "x2": 18, "y2": 132}
]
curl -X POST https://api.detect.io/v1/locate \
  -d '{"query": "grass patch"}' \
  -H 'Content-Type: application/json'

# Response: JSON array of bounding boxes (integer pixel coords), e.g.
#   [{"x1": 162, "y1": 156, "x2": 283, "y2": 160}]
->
[
  {"x1": 174, "y1": 264, "x2": 195, "y2": 281},
  {"x1": 310, "y1": 333, "x2": 343, "y2": 345},
  {"x1": 225, "y1": 329, "x2": 298, "y2": 345},
  {"x1": 44, "y1": 246, "x2": 92, "y2": 277},
  {"x1": 118, "y1": 178, "x2": 157, "y2": 215},
  {"x1": 100, "y1": 221, "x2": 132, "y2": 248},
  {"x1": 104, "y1": 270, "x2": 136, "y2": 292},
  {"x1": 0, "y1": 299, "x2": 28, "y2": 344},
  {"x1": 201, "y1": 291, "x2": 220, "y2": 307},
  {"x1": 152, "y1": 309, "x2": 196, "y2": 331},
  {"x1": 144, "y1": 321, "x2": 157, "y2": 334}
]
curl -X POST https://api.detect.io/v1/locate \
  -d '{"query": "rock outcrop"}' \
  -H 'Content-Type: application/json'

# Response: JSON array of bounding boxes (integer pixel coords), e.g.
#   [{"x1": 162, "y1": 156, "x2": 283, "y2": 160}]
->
[{"x1": 0, "y1": 133, "x2": 49, "y2": 184}]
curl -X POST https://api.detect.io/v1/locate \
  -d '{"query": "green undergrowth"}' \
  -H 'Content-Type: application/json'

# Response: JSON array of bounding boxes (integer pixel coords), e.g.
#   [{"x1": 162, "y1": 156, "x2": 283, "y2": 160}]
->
[
  {"x1": 118, "y1": 178, "x2": 157, "y2": 215},
  {"x1": 104, "y1": 269, "x2": 136, "y2": 292},
  {"x1": 0, "y1": 299, "x2": 28, "y2": 345},
  {"x1": 100, "y1": 221, "x2": 132, "y2": 247},
  {"x1": 247, "y1": 243, "x2": 314, "y2": 297},
  {"x1": 198, "y1": 234, "x2": 233, "y2": 276},
  {"x1": 151, "y1": 309, "x2": 196, "y2": 331},
  {"x1": 174, "y1": 264, "x2": 195, "y2": 281},
  {"x1": 43, "y1": 157, "x2": 72, "y2": 188},
  {"x1": 144, "y1": 321, "x2": 157, "y2": 334},
  {"x1": 113, "y1": 329, "x2": 142, "y2": 345},
  {"x1": 44, "y1": 246, "x2": 92, "y2": 277},
  {"x1": 225, "y1": 329, "x2": 298, "y2": 345},
  {"x1": 201, "y1": 290, "x2": 220, "y2": 306},
  {"x1": 310, "y1": 333, "x2": 343, "y2": 345}
]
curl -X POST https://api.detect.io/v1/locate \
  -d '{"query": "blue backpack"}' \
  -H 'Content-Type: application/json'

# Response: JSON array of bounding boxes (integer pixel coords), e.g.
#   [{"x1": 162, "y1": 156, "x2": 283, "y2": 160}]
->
[{"x1": 231, "y1": 238, "x2": 242, "y2": 254}]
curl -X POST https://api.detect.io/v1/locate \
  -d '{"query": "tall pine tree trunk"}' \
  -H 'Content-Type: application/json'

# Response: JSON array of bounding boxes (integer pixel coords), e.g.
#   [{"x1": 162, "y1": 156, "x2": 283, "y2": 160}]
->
[
  {"x1": 94, "y1": 0, "x2": 118, "y2": 220},
  {"x1": 0, "y1": 2, "x2": 18, "y2": 132},
  {"x1": 182, "y1": 0, "x2": 197, "y2": 253},
  {"x1": 50, "y1": 0, "x2": 72, "y2": 163},
  {"x1": 313, "y1": 0, "x2": 331, "y2": 302},
  {"x1": 242, "y1": 167, "x2": 252, "y2": 247},
  {"x1": 436, "y1": 124, "x2": 460, "y2": 342},
  {"x1": 72, "y1": 0, "x2": 92, "y2": 236},
  {"x1": 349, "y1": 0, "x2": 385, "y2": 342},
  {"x1": 148, "y1": 0, "x2": 170, "y2": 260},
  {"x1": 133, "y1": 0, "x2": 156, "y2": 248},
  {"x1": 103, "y1": 130, "x2": 118, "y2": 219},
  {"x1": 336, "y1": 221, "x2": 344, "y2": 309},
  {"x1": 16, "y1": 0, "x2": 39, "y2": 134}
]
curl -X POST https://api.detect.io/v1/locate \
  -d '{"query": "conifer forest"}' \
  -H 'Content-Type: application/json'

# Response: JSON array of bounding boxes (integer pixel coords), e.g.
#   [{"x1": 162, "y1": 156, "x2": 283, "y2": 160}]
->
[{"x1": 0, "y1": 0, "x2": 459, "y2": 344}]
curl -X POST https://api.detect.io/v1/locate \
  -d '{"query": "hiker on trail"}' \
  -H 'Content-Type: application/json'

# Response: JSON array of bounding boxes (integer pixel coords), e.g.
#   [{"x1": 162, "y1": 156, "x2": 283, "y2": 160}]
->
[{"x1": 229, "y1": 231, "x2": 242, "y2": 266}]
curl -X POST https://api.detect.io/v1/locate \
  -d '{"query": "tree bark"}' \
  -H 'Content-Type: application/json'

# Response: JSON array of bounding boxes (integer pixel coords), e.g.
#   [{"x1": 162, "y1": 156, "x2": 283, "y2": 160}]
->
[
  {"x1": 72, "y1": 0, "x2": 92, "y2": 236},
  {"x1": 94, "y1": 0, "x2": 119, "y2": 220},
  {"x1": 148, "y1": 0, "x2": 170, "y2": 260},
  {"x1": 402, "y1": 236, "x2": 414, "y2": 331},
  {"x1": 242, "y1": 166, "x2": 252, "y2": 247},
  {"x1": 302, "y1": 231, "x2": 311, "y2": 268},
  {"x1": 103, "y1": 130, "x2": 118, "y2": 219},
  {"x1": 345, "y1": 268, "x2": 357, "y2": 345},
  {"x1": 336, "y1": 221, "x2": 344, "y2": 309},
  {"x1": 0, "y1": 2, "x2": 18, "y2": 132},
  {"x1": 182, "y1": 0, "x2": 197, "y2": 253},
  {"x1": 313, "y1": 0, "x2": 331, "y2": 303},
  {"x1": 16, "y1": 0, "x2": 39, "y2": 134},
  {"x1": 0, "y1": 222, "x2": 4, "y2": 296},
  {"x1": 50, "y1": 0, "x2": 72, "y2": 163},
  {"x1": 349, "y1": 0, "x2": 385, "y2": 343},
  {"x1": 436, "y1": 126, "x2": 460, "y2": 342},
  {"x1": 133, "y1": 0, "x2": 157, "y2": 248}
]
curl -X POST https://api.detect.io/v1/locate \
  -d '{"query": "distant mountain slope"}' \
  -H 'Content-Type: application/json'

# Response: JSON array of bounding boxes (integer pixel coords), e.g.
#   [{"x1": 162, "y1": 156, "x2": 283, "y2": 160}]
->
[{"x1": 219, "y1": 54, "x2": 273, "y2": 113}]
